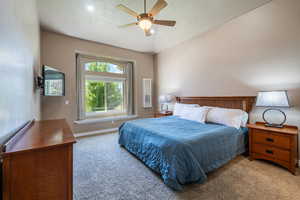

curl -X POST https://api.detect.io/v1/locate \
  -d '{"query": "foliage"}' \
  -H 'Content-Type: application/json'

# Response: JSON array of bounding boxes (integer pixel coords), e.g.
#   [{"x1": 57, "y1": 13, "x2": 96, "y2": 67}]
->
[
  {"x1": 85, "y1": 62, "x2": 123, "y2": 113},
  {"x1": 85, "y1": 62, "x2": 123, "y2": 73}
]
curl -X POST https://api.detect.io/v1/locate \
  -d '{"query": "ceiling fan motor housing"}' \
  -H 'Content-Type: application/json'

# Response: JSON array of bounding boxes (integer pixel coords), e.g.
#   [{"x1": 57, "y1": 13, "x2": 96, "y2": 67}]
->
[{"x1": 137, "y1": 13, "x2": 154, "y2": 22}]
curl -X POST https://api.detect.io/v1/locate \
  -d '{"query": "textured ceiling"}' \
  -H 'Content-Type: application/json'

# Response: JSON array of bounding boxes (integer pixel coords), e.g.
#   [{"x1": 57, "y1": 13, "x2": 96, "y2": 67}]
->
[{"x1": 37, "y1": 0, "x2": 271, "y2": 53}]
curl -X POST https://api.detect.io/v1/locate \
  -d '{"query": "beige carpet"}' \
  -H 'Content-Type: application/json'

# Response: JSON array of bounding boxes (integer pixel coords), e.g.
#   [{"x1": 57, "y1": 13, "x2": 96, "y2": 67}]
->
[
  {"x1": 74, "y1": 133, "x2": 300, "y2": 200},
  {"x1": 184, "y1": 156, "x2": 300, "y2": 200}
]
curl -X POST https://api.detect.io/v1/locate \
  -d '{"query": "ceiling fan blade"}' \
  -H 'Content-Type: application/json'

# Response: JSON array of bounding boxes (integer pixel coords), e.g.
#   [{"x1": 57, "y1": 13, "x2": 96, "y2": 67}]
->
[
  {"x1": 154, "y1": 20, "x2": 176, "y2": 26},
  {"x1": 150, "y1": 0, "x2": 168, "y2": 17},
  {"x1": 118, "y1": 23, "x2": 138, "y2": 28},
  {"x1": 116, "y1": 4, "x2": 139, "y2": 17}
]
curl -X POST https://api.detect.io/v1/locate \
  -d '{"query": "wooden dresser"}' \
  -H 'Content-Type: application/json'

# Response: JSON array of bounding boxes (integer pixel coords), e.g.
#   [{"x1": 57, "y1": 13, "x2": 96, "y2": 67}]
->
[
  {"x1": 248, "y1": 122, "x2": 298, "y2": 174},
  {"x1": 2, "y1": 119, "x2": 76, "y2": 200}
]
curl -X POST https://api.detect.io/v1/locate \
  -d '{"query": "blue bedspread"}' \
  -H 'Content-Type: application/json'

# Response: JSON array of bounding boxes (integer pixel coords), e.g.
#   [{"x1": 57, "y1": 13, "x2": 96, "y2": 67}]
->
[{"x1": 118, "y1": 116, "x2": 247, "y2": 190}]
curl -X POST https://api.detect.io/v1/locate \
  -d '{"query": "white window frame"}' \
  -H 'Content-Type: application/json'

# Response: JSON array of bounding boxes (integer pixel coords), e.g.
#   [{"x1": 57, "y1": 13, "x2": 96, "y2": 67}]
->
[{"x1": 76, "y1": 54, "x2": 133, "y2": 120}]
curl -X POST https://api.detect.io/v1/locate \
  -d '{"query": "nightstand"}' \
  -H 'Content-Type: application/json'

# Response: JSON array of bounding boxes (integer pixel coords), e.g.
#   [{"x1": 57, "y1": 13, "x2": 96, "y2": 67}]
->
[
  {"x1": 154, "y1": 111, "x2": 173, "y2": 118},
  {"x1": 248, "y1": 122, "x2": 298, "y2": 174}
]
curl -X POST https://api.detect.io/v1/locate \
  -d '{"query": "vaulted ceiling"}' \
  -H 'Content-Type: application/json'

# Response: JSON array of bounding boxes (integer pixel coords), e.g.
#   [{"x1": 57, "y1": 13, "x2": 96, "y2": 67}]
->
[{"x1": 37, "y1": 0, "x2": 271, "y2": 53}]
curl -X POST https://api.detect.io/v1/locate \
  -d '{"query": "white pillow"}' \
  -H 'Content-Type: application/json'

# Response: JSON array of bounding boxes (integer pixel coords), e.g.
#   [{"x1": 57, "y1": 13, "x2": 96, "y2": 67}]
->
[
  {"x1": 240, "y1": 112, "x2": 249, "y2": 127},
  {"x1": 173, "y1": 103, "x2": 200, "y2": 116},
  {"x1": 180, "y1": 107, "x2": 209, "y2": 123},
  {"x1": 205, "y1": 106, "x2": 249, "y2": 127},
  {"x1": 206, "y1": 107, "x2": 248, "y2": 129}
]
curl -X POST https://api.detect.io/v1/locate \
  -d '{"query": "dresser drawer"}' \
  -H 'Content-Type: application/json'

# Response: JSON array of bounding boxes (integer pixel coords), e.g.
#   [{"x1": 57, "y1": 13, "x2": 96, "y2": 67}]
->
[
  {"x1": 252, "y1": 129, "x2": 290, "y2": 149},
  {"x1": 252, "y1": 143, "x2": 290, "y2": 162}
]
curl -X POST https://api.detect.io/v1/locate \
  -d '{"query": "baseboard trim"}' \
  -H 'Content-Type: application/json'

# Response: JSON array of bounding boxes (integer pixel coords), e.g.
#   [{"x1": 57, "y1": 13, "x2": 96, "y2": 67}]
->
[
  {"x1": 75, "y1": 128, "x2": 118, "y2": 138},
  {"x1": 74, "y1": 115, "x2": 138, "y2": 125}
]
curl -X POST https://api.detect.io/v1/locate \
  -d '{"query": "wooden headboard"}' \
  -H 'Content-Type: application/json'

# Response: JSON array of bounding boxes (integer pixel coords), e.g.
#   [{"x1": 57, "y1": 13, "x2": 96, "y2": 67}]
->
[{"x1": 176, "y1": 96, "x2": 256, "y2": 113}]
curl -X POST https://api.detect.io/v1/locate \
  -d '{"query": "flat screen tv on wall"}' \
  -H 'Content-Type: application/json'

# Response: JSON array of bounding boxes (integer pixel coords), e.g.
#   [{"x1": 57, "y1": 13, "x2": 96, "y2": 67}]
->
[{"x1": 42, "y1": 65, "x2": 65, "y2": 96}]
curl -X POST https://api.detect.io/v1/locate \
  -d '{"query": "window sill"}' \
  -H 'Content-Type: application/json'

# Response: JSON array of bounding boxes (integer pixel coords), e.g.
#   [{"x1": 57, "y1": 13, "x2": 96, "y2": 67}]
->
[{"x1": 74, "y1": 115, "x2": 138, "y2": 125}]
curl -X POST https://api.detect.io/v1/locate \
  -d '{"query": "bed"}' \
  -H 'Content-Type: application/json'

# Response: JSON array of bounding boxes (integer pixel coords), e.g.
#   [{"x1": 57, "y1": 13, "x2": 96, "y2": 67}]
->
[{"x1": 119, "y1": 96, "x2": 256, "y2": 190}]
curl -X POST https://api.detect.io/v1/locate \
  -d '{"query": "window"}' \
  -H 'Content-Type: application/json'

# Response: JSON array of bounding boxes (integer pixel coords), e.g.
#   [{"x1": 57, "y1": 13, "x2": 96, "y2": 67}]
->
[{"x1": 77, "y1": 55, "x2": 133, "y2": 120}]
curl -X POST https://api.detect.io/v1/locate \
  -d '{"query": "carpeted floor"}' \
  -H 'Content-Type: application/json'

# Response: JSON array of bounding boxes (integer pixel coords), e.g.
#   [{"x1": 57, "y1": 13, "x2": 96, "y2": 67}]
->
[{"x1": 73, "y1": 133, "x2": 300, "y2": 200}]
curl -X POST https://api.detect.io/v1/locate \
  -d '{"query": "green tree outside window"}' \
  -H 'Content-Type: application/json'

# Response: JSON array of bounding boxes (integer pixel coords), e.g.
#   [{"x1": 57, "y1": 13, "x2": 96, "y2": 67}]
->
[{"x1": 85, "y1": 62, "x2": 124, "y2": 113}]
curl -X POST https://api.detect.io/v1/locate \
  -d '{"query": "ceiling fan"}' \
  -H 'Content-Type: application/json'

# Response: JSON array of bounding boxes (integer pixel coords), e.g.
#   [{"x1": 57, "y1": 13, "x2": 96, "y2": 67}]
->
[{"x1": 116, "y1": 0, "x2": 176, "y2": 36}]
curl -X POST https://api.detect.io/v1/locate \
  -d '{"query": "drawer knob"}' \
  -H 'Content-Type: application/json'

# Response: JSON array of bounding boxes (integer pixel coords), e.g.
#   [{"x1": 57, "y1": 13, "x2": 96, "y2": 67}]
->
[
  {"x1": 266, "y1": 149, "x2": 274, "y2": 155},
  {"x1": 266, "y1": 138, "x2": 274, "y2": 142}
]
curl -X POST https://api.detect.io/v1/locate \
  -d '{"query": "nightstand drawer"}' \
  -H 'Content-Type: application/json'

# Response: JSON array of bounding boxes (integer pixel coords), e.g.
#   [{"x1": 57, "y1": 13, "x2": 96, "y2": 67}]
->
[
  {"x1": 252, "y1": 143, "x2": 290, "y2": 162},
  {"x1": 252, "y1": 130, "x2": 290, "y2": 149}
]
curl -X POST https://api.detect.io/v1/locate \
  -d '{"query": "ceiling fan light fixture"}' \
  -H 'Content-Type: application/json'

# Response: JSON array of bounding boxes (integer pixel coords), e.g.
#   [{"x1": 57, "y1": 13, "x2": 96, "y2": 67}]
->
[
  {"x1": 117, "y1": 0, "x2": 176, "y2": 36},
  {"x1": 138, "y1": 19, "x2": 152, "y2": 30}
]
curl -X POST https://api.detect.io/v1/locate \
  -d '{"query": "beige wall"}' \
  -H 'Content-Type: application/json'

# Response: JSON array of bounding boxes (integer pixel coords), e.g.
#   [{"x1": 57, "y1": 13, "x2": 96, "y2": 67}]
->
[
  {"x1": 0, "y1": 0, "x2": 40, "y2": 145},
  {"x1": 41, "y1": 31, "x2": 154, "y2": 133},
  {"x1": 155, "y1": 0, "x2": 300, "y2": 157}
]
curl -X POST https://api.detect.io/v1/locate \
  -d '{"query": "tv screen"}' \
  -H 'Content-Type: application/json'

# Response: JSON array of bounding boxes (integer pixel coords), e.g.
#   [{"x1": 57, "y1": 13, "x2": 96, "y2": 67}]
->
[{"x1": 43, "y1": 65, "x2": 65, "y2": 96}]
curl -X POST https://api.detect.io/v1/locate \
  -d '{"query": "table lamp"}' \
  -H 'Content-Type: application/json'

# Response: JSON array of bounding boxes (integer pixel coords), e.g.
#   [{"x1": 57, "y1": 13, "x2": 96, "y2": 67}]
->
[
  {"x1": 159, "y1": 94, "x2": 174, "y2": 113},
  {"x1": 256, "y1": 91, "x2": 290, "y2": 128}
]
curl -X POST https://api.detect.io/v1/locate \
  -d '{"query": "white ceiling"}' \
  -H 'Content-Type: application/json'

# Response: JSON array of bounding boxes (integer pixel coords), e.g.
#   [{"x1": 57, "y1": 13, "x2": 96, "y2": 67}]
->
[{"x1": 37, "y1": 0, "x2": 271, "y2": 53}]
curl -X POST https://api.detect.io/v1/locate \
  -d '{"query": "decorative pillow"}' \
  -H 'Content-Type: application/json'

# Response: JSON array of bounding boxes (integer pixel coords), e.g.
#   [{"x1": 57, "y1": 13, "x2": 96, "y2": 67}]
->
[
  {"x1": 173, "y1": 103, "x2": 200, "y2": 116},
  {"x1": 206, "y1": 107, "x2": 248, "y2": 129},
  {"x1": 180, "y1": 107, "x2": 209, "y2": 123}
]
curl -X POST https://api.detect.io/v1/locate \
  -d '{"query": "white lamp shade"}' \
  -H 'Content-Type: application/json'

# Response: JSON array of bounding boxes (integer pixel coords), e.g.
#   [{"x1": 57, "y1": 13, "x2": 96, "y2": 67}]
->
[
  {"x1": 159, "y1": 94, "x2": 174, "y2": 103},
  {"x1": 256, "y1": 91, "x2": 290, "y2": 107}
]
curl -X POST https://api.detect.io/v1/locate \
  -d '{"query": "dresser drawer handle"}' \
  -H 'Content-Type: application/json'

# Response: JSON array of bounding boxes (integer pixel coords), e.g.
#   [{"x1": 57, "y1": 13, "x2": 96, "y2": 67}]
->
[
  {"x1": 265, "y1": 150, "x2": 274, "y2": 155},
  {"x1": 266, "y1": 138, "x2": 274, "y2": 142}
]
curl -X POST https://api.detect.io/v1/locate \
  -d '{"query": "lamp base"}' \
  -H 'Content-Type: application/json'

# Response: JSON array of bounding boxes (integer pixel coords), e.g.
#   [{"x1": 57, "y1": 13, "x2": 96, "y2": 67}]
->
[
  {"x1": 262, "y1": 108, "x2": 286, "y2": 129},
  {"x1": 160, "y1": 104, "x2": 169, "y2": 113},
  {"x1": 264, "y1": 123, "x2": 284, "y2": 128}
]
